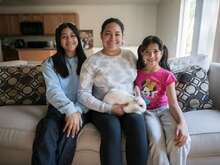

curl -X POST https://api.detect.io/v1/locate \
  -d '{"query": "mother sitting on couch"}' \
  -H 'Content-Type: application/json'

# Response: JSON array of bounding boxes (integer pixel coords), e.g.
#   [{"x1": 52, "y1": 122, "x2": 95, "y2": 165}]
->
[
  {"x1": 32, "y1": 22, "x2": 90, "y2": 165},
  {"x1": 78, "y1": 17, "x2": 148, "y2": 165}
]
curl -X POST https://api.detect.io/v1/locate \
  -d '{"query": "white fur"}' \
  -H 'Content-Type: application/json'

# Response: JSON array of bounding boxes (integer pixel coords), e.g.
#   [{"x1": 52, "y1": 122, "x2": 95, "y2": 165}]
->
[{"x1": 103, "y1": 87, "x2": 146, "y2": 114}]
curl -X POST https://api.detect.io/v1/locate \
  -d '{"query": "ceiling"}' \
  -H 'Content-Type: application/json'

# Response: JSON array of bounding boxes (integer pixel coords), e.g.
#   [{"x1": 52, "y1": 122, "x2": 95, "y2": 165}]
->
[{"x1": 0, "y1": 0, "x2": 161, "y2": 6}]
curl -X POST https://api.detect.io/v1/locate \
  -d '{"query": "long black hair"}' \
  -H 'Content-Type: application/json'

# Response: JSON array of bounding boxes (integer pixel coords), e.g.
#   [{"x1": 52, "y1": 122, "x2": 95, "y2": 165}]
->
[
  {"x1": 52, "y1": 22, "x2": 86, "y2": 77},
  {"x1": 137, "y1": 35, "x2": 170, "y2": 70}
]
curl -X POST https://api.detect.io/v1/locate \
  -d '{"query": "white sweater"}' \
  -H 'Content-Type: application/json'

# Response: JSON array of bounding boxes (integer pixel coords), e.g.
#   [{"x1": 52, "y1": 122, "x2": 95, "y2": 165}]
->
[{"x1": 78, "y1": 49, "x2": 137, "y2": 113}]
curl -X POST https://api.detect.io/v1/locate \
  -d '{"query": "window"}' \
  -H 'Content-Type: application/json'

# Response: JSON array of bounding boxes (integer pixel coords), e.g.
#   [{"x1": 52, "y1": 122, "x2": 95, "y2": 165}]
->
[{"x1": 176, "y1": 0, "x2": 219, "y2": 60}]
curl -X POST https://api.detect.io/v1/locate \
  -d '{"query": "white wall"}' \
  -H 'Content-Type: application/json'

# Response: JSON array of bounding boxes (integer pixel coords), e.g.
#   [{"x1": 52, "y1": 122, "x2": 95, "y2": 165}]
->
[
  {"x1": 0, "y1": 4, "x2": 157, "y2": 47},
  {"x1": 156, "y1": 0, "x2": 181, "y2": 58}
]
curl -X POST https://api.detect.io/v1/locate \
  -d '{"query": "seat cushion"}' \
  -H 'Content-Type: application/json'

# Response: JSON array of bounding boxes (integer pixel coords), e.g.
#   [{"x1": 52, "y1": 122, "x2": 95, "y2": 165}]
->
[
  {"x1": 74, "y1": 123, "x2": 126, "y2": 165},
  {"x1": 184, "y1": 109, "x2": 220, "y2": 157},
  {"x1": 0, "y1": 105, "x2": 47, "y2": 150},
  {"x1": 75, "y1": 110, "x2": 220, "y2": 163}
]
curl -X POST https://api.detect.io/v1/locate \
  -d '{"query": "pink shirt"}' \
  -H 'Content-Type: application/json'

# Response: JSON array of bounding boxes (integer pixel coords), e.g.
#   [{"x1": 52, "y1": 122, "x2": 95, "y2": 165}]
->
[{"x1": 135, "y1": 68, "x2": 176, "y2": 110}]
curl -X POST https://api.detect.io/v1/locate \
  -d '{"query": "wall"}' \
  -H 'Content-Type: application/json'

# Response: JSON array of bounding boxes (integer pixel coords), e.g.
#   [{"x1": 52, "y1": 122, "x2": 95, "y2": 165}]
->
[
  {"x1": 156, "y1": 0, "x2": 181, "y2": 58},
  {"x1": 0, "y1": 4, "x2": 157, "y2": 47}
]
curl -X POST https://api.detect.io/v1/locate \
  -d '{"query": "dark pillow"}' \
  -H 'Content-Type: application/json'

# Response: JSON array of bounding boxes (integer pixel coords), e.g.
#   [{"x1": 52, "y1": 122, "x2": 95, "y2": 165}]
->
[
  {"x1": 175, "y1": 65, "x2": 213, "y2": 112},
  {"x1": 0, "y1": 65, "x2": 46, "y2": 105}
]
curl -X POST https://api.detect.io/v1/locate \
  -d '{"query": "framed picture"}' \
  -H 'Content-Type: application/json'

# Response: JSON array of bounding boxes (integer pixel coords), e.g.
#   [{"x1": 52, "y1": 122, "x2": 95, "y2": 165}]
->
[{"x1": 80, "y1": 30, "x2": 93, "y2": 49}]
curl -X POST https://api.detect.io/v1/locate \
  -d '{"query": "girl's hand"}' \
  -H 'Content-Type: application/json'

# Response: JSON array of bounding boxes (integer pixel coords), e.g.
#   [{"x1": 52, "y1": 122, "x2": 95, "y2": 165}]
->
[
  {"x1": 112, "y1": 104, "x2": 126, "y2": 116},
  {"x1": 175, "y1": 122, "x2": 188, "y2": 147},
  {"x1": 63, "y1": 112, "x2": 82, "y2": 138}
]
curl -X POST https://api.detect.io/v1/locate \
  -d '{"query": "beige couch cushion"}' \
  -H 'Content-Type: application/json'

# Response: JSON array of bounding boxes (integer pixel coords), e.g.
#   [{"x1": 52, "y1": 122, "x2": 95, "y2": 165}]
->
[
  {"x1": 184, "y1": 110, "x2": 220, "y2": 157},
  {"x1": 74, "y1": 123, "x2": 126, "y2": 165},
  {"x1": 74, "y1": 110, "x2": 220, "y2": 164},
  {"x1": 0, "y1": 105, "x2": 47, "y2": 150}
]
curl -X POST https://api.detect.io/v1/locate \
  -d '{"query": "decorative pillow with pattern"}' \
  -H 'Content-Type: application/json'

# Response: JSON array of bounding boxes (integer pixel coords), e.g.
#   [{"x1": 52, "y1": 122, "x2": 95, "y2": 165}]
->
[
  {"x1": 175, "y1": 65, "x2": 213, "y2": 112},
  {"x1": 0, "y1": 65, "x2": 46, "y2": 105}
]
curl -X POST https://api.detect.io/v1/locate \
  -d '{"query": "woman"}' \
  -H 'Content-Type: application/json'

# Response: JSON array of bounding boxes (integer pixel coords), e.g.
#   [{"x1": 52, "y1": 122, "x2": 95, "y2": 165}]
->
[
  {"x1": 32, "y1": 22, "x2": 89, "y2": 165},
  {"x1": 79, "y1": 18, "x2": 148, "y2": 165}
]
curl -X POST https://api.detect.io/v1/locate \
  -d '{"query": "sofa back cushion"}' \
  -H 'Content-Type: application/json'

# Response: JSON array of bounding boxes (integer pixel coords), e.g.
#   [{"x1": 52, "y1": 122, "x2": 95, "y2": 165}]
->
[
  {"x1": 168, "y1": 54, "x2": 210, "y2": 73},
  {"x1": 175, "y1": 65, "x2": 213, "y2": 112},
  {"x1": 0, "y1": 65, "x2": 46, "y2": 105}
]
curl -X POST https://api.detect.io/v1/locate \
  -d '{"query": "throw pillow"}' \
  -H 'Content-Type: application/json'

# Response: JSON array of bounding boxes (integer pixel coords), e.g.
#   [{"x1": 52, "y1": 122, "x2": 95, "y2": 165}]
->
[
  {"x1": 0, "y1": 65, "x2": 46, "y2": 105},
  {"x1": 175, "y1": 65, "x2": 213, "y2": 112}
]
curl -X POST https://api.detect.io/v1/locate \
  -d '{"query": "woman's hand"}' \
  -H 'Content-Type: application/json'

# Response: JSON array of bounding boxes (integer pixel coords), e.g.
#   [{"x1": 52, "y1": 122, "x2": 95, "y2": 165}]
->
[
  {"x1": 175, "y1": 122, "x2": 188, "y2": 147},
  {"x1": 63, "y1": 112, "x2": 82, "y2": 138},
  {"x1": 111, "y1": 104, "x2": 126, "y2": 116}
]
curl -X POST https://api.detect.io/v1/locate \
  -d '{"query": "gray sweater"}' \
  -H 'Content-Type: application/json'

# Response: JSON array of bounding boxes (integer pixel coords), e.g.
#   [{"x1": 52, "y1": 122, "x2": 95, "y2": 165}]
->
[{"x1": 78, "y1": 49, "x2": 137, "y2": 113}]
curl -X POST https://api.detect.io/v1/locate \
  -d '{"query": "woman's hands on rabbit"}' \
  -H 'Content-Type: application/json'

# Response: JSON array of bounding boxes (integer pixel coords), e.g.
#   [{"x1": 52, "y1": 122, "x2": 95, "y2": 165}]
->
[
  {"x1": 104, "y1": 86, "x2": 146, "y2": 115},
  {"x1": 112, "y1": 103, "x2": 127, "y2": 116}
]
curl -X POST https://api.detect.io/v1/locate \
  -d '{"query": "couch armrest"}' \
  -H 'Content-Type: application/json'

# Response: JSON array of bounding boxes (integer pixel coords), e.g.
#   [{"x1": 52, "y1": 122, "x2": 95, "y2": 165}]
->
[{"x1": 209, "y1": 63, "x2": 220, "y2": 109}]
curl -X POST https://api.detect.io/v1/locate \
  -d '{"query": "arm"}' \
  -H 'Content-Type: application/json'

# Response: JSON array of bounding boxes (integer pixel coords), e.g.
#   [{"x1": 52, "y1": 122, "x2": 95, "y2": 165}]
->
[
  {"x1": 166, "y1": 82, "x2": 188, "y2": 147},
  {"x1": 42, "y1": 59, "x2": 82, "y2": 137},
  {"x1": 78, "y1": 61, "x2": 113, "y2": 113},
  {"x1": 42, "y1": 60, "x2": 82, "y2": 115}
]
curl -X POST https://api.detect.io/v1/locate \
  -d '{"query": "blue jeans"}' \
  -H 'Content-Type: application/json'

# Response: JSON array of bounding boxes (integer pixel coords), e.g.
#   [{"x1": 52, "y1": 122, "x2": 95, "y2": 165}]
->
[
  {"x1": 91, "y1": 111, "x2": 148, "y2": 165},
  {"x1": 144, "y1": 107, "x2": 191, "y2": 165},
  {"x1": 32, "y1": 105, "x2": 90, "y2": 165}
]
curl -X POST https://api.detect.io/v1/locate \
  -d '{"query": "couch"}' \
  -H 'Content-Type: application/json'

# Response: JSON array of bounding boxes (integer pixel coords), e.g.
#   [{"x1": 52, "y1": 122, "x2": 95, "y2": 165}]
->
[{"x1": 0, "y1": 61, "x2": 220, "y2": 165}]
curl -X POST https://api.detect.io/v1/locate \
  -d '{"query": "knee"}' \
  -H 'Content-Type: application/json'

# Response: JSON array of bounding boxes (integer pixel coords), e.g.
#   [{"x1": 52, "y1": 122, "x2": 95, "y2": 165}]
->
[
  {"x1": 167, "y1": 136, "x2": 191, "y2": 153},
  {"x1": 124, "y1": 114, "x2": 145, "y2": 131},
  {"x1": 166, "y1": 138, "x2": 189, "y2": 154},
  {"x1": 37, "y1": 118, "x2": 59, "y2": 140},
  {"x1": 101, "y1": 120, "x2": 121, "y2": 142},
  {"x1": 149, "y1": 133, "x2": 166, "y2": 150}
]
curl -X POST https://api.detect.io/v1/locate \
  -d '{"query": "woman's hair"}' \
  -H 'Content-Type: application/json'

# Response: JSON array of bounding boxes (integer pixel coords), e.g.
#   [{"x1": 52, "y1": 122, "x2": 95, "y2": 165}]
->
[
  {"x1": 137, "y1": 35, "x2": 170, "y2": 70},
  {"x1": 101, "y1": 17, "x2": 124, "y2": 34},
  {"x1": 52, "y1": 22, "x2": 86, "y2": 77}
]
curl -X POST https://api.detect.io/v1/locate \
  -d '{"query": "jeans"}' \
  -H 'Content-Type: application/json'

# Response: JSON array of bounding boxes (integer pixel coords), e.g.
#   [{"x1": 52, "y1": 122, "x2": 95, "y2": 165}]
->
[
  {"x1": 91, "y1": 111, "x2": 148, "y2": 165},
  {"x1": 32, "y1": 105, "x2": 90, "y2": 165},
  {"x1": 144, "y1": 107, "x2": 191, "y2": 165}
]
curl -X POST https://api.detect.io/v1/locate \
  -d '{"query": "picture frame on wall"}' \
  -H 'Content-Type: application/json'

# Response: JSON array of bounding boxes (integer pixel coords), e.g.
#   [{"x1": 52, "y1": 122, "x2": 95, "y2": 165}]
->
[{"x1": 79, "y1": 30, "x2": 93, "y2": 49}]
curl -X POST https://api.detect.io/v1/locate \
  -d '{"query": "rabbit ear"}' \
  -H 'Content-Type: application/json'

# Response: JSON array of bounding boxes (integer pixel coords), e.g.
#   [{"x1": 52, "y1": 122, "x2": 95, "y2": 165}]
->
[{"x1": 134, "y1": 86, "x2": 141, "y2": 97}]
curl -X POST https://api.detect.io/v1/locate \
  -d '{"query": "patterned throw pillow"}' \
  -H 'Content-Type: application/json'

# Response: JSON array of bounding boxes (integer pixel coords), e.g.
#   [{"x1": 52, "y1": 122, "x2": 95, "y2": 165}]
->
[
  {"x1": 0, "y1": 65, "x2": 46, "y2": 105},
  {"x1": 175, "y1": 65, "x2": 213, "y2": 112}
]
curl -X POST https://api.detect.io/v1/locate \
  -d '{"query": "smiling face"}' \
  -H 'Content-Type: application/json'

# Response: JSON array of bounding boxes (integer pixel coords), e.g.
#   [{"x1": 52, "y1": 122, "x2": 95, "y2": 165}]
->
[
  {"x1": 101, "y1": 22, "x2": 123, "y2": 55},
  {"x1": 60, "y1": 27, "x2": 79, "y2": 57},
  {"x1": 141, "y1": 43, "x2": 162, "y2": 70}
]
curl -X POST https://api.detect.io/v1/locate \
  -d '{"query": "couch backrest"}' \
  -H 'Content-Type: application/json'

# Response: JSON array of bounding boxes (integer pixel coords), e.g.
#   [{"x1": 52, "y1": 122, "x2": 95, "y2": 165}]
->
[{"x1": 208, "y1": 63, "x2": 220, "y2": 109}]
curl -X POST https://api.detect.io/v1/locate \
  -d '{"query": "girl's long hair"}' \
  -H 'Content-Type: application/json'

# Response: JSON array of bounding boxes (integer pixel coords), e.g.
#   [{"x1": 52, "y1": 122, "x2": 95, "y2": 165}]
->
[{"x1": 52, "y1": 22, "x2": 86, "y2": 77}]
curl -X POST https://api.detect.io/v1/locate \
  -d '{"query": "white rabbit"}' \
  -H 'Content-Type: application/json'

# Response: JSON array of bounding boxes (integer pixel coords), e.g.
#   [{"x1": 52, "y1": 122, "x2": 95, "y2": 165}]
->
[{"x1": 103, "y1": 86, "x2": 146, "y2": 114}]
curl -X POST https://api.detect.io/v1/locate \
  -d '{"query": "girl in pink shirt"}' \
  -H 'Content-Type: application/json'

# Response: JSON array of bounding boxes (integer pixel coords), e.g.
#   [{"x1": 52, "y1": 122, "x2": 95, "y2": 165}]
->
[{"x1": 135, "y1": 35, "x2": 191, "y2": 165}]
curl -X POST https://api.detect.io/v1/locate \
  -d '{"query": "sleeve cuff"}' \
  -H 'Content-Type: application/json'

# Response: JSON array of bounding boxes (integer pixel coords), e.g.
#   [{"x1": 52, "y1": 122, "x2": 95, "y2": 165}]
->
[{"x1": 103, "y1": 103, "x2": 112, "y2": 114}]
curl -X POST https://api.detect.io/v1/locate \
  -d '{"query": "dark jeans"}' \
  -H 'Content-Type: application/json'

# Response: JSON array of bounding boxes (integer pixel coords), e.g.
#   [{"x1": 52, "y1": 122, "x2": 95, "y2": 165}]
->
[
  {"x1": 91, "y1": 111, "x2": 148, "y2": 165},
  {"x1": 32, "y1": 105, "x2": 90, "y2": 165}
]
